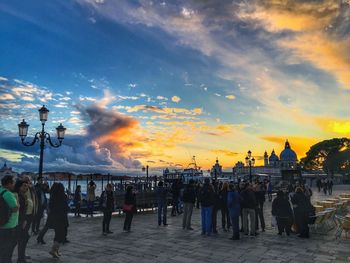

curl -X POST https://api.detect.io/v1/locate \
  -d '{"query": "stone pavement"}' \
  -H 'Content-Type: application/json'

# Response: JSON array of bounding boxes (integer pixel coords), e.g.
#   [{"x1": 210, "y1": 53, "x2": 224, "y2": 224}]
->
[{"x1": 20, "y1": 185, "x2": 350, "y2": 263}]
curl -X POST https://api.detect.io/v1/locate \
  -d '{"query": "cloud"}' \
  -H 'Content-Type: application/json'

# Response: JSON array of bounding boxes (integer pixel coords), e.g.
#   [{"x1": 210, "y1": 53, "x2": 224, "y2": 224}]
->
[
  {"x1": 211, "y1": 149, "x2": 239, "y2": 157},
  {"x1": 225, "y1": 95, "x2": 236, "y2": 100},
  {"x1": 171, "y1": 96, "x2": 181, "y2": 103},
  {"x1": 0, "y1": 93, "x2": 15, "y2": 100},
  {"x1": 317, "y1": 118, "x2": 350, "y2": 136},
  {"x1": 0, "y1": 76, "x2": 8, "y2": 81}
]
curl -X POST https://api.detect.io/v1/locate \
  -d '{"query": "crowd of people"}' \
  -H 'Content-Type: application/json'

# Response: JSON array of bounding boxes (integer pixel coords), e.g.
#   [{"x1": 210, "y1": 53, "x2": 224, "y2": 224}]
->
[
  {"x1": 316, "y1": 178, "x2": 334, "y2": 195},
  {"x1": 0, "y1": 174, "x2": 322, "y2": 262}
]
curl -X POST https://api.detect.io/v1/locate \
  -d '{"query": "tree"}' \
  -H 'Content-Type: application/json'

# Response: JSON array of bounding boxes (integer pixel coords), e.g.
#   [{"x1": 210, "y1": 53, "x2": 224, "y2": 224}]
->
[{"x1": 300, "y1": 138, "x2": 350, "y2": 176}]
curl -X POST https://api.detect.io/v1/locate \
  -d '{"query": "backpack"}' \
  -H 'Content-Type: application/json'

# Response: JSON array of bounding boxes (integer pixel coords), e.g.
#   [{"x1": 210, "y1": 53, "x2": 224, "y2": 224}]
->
[{"x1": 0, "y1": 190, "x2": 11, "y2": 226}]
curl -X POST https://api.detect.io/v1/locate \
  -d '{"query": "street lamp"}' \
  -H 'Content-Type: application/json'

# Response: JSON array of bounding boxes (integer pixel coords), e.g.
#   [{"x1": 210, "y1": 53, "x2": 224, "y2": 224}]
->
[
  {"x1": 18, "y1": 105, "x2": 66, "y2": 180},
  {"x1": 245, "y1": 150, "x2": 255, "y2": 183},
  {"x1": 142, "y1": 165, "x2": 149, "y2": 183}
]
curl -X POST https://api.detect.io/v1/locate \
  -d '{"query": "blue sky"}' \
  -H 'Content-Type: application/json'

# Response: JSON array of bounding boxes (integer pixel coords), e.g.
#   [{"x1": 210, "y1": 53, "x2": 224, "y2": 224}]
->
[{"x1": 0, "y1": 0, "x2": 350, "y2": 174}]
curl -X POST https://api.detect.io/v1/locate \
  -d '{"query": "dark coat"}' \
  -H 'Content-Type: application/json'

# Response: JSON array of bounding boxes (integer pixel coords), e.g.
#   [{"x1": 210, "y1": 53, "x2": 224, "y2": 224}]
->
[
  {"x1": 199, "y1": 184, "x2": 214, "y2": 207},
  {"x1": 227, "y1": 191, "x2": 241, "y2": 217},
  {"x1": 100, "y1": 190, "x2": 115, "y2": 212},
  {"x1": 182, "y1": 185, "x2": 196, "y2": 204},
  {"x1": 240, "y1": 188, "x2": 257, "y2": 209},
  {"x1": 124, "y1": 192, "x2": 137, "y2": 213},
  {"x1": 47, "y1": 195, "x2": 69, "y2": 229},
  {"x1": 272, "y1": 195, "x2": 293, "y2": 218},
  {"x1": 156, "y1": 186, "x2": 168, "y2": 203}
]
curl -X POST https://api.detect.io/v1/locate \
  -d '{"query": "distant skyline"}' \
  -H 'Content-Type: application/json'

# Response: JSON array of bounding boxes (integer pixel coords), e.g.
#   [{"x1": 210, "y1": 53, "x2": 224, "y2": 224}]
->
[{"x1": 0, "y1": 0, "x2": 350, "y2": 174}]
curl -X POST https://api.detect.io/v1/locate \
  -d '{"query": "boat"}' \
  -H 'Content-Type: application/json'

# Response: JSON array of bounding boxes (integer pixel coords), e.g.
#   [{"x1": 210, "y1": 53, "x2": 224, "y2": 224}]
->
[{"x1": 163, "y1": 156, "x2": 207, "y2": 184}]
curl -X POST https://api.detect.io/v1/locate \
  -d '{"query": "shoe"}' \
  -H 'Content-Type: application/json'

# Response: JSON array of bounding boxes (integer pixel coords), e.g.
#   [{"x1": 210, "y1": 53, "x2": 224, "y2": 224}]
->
[
  {"x1": 63, "y1": 239, "x2": 70, "y2": 244},
  {"x1": 103, "y1": 232, "x2": 107, "y2": 236},
  {"x1": 25, "y1": 256, "x2": 31, "y2": 259},
  {"x1": 163, "y1": 224, "x2": 168, "y2": 226},
  {"x1": 106, "y1": 231, "x2": 113, "y2": 234},
  {"x1": 49, "y1": 251, "x2": 59, "y2": 259},
  {"x1": 187, "y1": 227, "x2": 194, "y2": 230},
  {"x1": 37, "y1": 239, "x2": 46, "y2": 245},
  {"x1": 262, "y1": 229, "x2": 265, "y2": 232},
  {"x1": 229, "y1": 236, "x2": 240, "y2": 240}
]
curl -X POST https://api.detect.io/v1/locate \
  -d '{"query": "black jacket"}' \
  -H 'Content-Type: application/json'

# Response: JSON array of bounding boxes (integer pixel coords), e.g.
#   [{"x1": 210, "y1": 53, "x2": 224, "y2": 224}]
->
[
  {"x1": 182, "y1": 185, "x2": 196, "y2": 204},
  {"x1": 272, "y1": 195, "x2": 293, "y2": 218},
  {"x1": 199, "y1": 184, "x2": 214, "y2": 207},
  {"x1": 240, "y1": 189, "x2": 257, "y2": 209}
]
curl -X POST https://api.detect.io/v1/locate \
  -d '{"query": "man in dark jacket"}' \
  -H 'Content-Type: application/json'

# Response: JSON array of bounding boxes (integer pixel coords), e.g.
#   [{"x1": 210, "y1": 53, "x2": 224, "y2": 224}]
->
[
  {"x1": 171, "y1": 180, "x2": 180, "y2": 216},
  {"x1": 241, "y1": 183, "x2": 257, "y2": 236},
  {"x1": 199, "y1": 178, "x2": 214, "y2": 236},
  {"x1": 156, "y1": 181, "x2": 168, "y2": 226},
  {"x1": 255, "y1": 182, "x2": 266, "y2": 232},
  {"x1": 291, "y1": 187, "x2": 312, "y2": 238},
  {"x1": 32, "y1": 180, "x2": 48, "y2": 233},
  {"x1": 182, "y1": 179, "x2": 196, "y2": 230},
  {"x1": 272, "y1": 191, "x2": 293, "y2": 235}
]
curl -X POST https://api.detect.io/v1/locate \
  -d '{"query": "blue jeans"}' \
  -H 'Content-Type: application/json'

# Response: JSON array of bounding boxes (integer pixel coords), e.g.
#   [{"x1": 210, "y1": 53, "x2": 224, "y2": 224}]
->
[
  {"x1": 158, "y1": 201, "x2": 167, "y2": 225},
  {"x1": 230, "y1": 215, "x2": 240, "y2": 237},
  {"x1": 201, "y1": 206, "x2": 213, "y2": 235}
]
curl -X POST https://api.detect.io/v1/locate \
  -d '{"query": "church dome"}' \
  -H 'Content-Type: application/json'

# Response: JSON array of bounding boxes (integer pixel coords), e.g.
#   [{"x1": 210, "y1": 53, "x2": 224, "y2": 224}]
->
[
  {"x1": 280, "y1": 140, "x2": 297, "y2": 161},
  {"x1": 269, "y1": 150, "x2": 279, "y2": 163}
]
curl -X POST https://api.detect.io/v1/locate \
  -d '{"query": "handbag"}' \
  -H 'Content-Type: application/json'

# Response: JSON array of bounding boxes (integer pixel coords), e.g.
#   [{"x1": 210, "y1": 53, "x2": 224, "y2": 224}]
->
[{"x1": 122, "y1": 203, "x2": 133, "y2": 213}]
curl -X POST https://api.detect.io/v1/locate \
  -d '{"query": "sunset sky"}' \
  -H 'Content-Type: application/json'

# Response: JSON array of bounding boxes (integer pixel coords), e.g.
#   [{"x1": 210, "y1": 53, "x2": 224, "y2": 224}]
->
[{"x1": 0, "y1": 0, "x2": 350, "y2": 175}]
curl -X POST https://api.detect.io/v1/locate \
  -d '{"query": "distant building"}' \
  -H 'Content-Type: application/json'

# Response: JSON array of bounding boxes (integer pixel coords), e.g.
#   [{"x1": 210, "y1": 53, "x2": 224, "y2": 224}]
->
[
  {"x1": 0, "y1": 162, "x2": 18, "y2": 179},
  {"x1": 233, "y1": 140, "x2": 300, "y2": 182}
]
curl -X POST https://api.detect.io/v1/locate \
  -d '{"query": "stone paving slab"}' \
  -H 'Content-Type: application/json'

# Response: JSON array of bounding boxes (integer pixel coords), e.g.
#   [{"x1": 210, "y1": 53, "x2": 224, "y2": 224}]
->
[{"x1": 13, "y1": 185, "x2": 350, "y2": 262}]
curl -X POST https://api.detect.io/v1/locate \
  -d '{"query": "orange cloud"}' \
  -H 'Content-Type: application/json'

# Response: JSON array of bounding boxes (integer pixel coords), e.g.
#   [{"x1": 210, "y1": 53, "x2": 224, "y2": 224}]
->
[{"x1": 317, "y1": 118, "x2": 350, "y2": 136}]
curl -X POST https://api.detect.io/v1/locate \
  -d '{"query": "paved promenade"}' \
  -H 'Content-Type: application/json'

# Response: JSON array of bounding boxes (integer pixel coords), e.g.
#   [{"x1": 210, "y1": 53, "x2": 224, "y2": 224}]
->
[{"x1": 21, "y1": 185, "x2": 350, "y2": 263}]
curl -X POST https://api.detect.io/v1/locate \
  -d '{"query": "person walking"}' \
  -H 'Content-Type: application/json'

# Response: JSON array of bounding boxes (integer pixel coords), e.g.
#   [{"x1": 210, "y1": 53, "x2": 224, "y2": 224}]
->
[
  {"x1": 47, "y1": 183, "x2": 69, "y2": 258},
  {"x1": 87, "y1": 180, "x2": 96, "y2": 217},
  {"x1": 328, "y1": 179, "x2": 333, "y2": 195},
  {"x1": 199, "y1": 178, "x2": 214, "y2": 236},
  {"x1": 171, "y1": 180, "x2": 180, "y2": 216},
  {"x1": 272, "y1": 191, "x2": 293, "y2": 236},
  {"x1": 291, "y1": 187, "x2": 312, "y2": 238},
  {"x1": 100, "y1": 184, "x2": 115, "y2": 235},
  {"x1": 32, "y1": 179, "x2": 48, "y2": 235},
  {"x1": 156, "y1": 181, "x2": 168, "y2": 226},
  {"x1": 23, "y1": 177, "x2": 37, "y2": 238},
  {"x1": 73, "y1": 185, "x2": 82, "y2": 217},
  {"x1": 15, "y1": 180, "x2": 30, "y2": 263},
  {"x1": 227, "y1": 184, "x2": 241, "y2": 240},
  {"x1": 254, "y1": 182, "x2": 266, "y2": 232},
  {"x1": 0, "y1": 175, "x2": 19, "y2": 263},
  {"x1": 219, "y1": 182, "x2": 230, "y2": 232},
  {"x1": 123, "y1": 185, "x2": 136, "y2": 232},
  {"x1": 241, "y1": 183, "x2": 257, "y2": 236},
  {"x1": 211, "y1": 181, "x2": 221, "y2": 234},
  {"x1": 182, "y1": 179, "x2": 196, "y2": 230}
]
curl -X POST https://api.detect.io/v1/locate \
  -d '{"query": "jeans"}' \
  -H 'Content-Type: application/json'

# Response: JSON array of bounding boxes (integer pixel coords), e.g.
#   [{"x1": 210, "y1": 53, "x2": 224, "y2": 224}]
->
[
  {"x1": 230, "y1": 215, "x2": 240, "y2": 238},
  {"x1": 182, "y1": 203, "x2": 194, "y2": 229},
  {"x1": 0, "y1": 228, "x2": 17, "y2": 263},
  {"x1": 87, "y1": 201, "x2": 94, "y2": 216},
  {"x1": 242, "y1": 208, "x2": 256, "y2": 235},
  {"x1": 221, "y1": 206, "x2": 231, "y2": 229},
  {"x1": 32, "y1": 207, "x2": 45, "y2": 233},
  {"x1": 37, "y1": 220, "x2": 49, "y2": 242},
  {"x1": 212, "y1": 207, "x2": 218, "y2": 233},
  {"x1": 171, "y1": 197, "x2": 179, "y2": 215},
  {"x1": 255, "y1": 203, "x2": 265, "y2": 231},
  {"x1": 102, "y1": 211, "x2": 112, "y2": 232},
  {"x1": 18, "y1": 215, "x2": 32, "y2": 262},
  {"x1": 276, "y1": 217, "x2": 291, "y2": 235},
  {"x1": 123, "y1": 212, "x2": 133, "y2": 231},
  {"x1": 201, "y1": 206, "x2": 213, "y2": 235},
  {"x1": 158, "y1": 201, "x2": 167, "y2": 225}
]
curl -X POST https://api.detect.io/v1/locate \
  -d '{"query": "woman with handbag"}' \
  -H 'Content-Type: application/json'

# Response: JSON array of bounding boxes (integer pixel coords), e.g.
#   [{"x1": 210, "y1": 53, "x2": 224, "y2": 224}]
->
[
  {"x1": 100, "y1": 184, "x2": 115, "y2": 235},
  {"x1": 123, "y1": 185, "x2": 136, "y2": 232}
]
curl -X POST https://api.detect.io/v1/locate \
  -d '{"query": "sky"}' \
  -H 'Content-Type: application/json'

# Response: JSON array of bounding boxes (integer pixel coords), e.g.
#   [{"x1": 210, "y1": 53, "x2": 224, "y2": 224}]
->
[{"x1": 0, "y1": 0, "x2": 350, "y2": 175}]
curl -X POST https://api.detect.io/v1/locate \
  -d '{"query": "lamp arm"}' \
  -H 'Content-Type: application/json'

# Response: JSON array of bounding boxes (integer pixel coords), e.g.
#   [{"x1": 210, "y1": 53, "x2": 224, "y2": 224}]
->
[
  {"x1": 21, "y1": 132, "x2": 40, "y2": 146},
  {"x1": 45, "y1": 132, "x2": 62, "y2": 148}
]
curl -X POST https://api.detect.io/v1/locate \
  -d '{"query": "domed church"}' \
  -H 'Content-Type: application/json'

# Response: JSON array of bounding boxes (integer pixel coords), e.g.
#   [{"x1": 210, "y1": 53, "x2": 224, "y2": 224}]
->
[{"x1": 264, "y1": 140, "x2": 298, "y2": 170}]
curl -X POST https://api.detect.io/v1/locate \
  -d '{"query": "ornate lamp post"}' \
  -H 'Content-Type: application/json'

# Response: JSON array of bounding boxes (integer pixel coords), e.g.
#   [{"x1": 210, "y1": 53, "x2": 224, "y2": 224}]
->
[
  {"x1": 142, "y1": 165, "x2": 149, "y2": 183},
  {"x1": 18, "y1": 105, "x2": 66, "y2": 181},
  {"x1": 245, "y1": 150, "x2": 255, "y2": 183}
]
